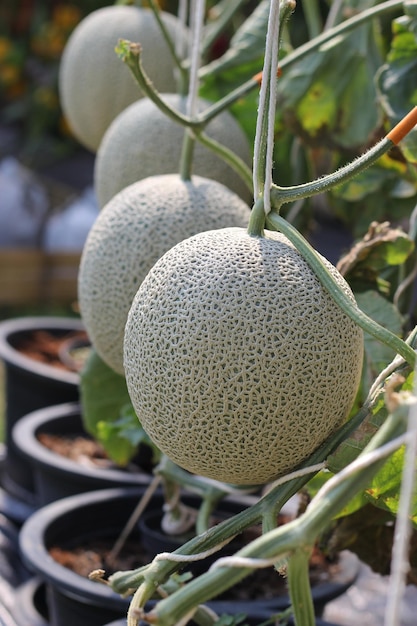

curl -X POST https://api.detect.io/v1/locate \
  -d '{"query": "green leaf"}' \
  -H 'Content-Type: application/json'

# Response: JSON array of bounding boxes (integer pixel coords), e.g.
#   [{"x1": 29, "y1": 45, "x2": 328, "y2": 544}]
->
[
  {"x1": 306, "y1": 470, "x2": 368, "y2": 518},
  {"x1": 327, "y1": 403, "x2": 388, "y2": 474},
  {"x1": 355, "y1": 290, "x2": 404, "y2": 383},
  {"x1": 327, "y1": 371, "x2": 417, "y2": 526},
  {"x1": 80, "y1": 348, "x2": 139, "y2": 465},
  {"x1": 366, "y1": 446, "x2": 417, "y2": 525},
  {"x1": 376, "y1": 14, "x2": 417, "y2": 162},
  {"x1": 200, "y1": 1, "x2": 269, "y2": 77},
  {"x1": 277, "y1": 22, "x2": 382, "y2": 148},
  {"x1": 329, "y1": 158, "x2": 417, "y2": 238},
  {"x1": 337, "y1": 222, "x2": 414, "y2": 294}
]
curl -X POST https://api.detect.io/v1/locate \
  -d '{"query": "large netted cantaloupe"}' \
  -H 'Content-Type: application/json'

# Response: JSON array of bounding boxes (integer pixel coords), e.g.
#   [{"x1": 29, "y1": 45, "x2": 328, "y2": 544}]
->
[
  {"x1": 78, "y1": 176, "x2": 250, "y2": 376},
  {"x1": 124, "y1": 227, "x2": 364, "y2": 485},
  {"x1": 94, "y1": 94, "x2": 252, "y2": 206},
  {"x1": 59, "y1": 6, "x2": 188, "y2": 152}
]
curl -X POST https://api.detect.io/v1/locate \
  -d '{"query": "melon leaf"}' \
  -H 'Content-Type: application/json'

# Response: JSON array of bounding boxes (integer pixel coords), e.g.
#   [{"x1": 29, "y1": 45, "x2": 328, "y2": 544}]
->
[{"x1": 80, "y1": 347, "x2": 148, "y2": 466}]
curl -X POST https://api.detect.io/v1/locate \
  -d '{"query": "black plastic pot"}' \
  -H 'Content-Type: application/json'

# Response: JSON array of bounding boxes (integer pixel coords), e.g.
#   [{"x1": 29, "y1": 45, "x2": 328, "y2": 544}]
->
[
  {"x1": 12, "y1": 402, "x2": 153, "y2": 507},
  {"x1": 12, "y1": 578, "x2": 49, "y2": 626},
  {"x1": 19, "y1": 487, "x2": 359, "y2": 626},
  {"x1": 19, "y1": 487, "x2": 150, "y2": 626},
  {"x1": 0, "y1": 316, "x2": 84, "y2": 509}
]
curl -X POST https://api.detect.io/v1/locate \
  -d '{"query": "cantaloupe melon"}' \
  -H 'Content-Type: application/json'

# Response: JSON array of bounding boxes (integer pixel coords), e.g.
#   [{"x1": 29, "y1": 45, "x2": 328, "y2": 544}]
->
[
  {"x1": 78, "y1": 176, "x2": 250, "y2": 375},
  {"x1": 124, "y1": 227, "x2": 364, "y2": 485},
  {"x1": 94, "y1": 94, "x2": 252, "y2": 206},
  {"x1": 59, "y1": 6, "x2": 188, "y2": 152}
]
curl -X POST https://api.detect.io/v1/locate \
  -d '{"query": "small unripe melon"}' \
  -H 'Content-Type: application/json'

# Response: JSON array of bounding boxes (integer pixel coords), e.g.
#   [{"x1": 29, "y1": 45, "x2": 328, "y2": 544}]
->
[
  {"x1": 59, "y1": 6, "x2": 188, "y2": 152},
  {"x1": 78, "y1": 176, "x2": 250, "y2": 375},
  {"x1": 94, "y1": 94, "x2": 252, "y2": 207},
  {"x1": 124, "y1": 227, "x2": 364, "y2": 485}
]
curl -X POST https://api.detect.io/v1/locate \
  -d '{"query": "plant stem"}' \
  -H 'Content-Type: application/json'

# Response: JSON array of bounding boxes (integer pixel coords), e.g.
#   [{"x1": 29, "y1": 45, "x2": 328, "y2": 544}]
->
[
  {"x1": 116, "y1": 39, "x2": 253, "y2": 191},
  {"x1": 247, "y1": 197, "x2": 266, "y2": 236},
  {"x1": 270, "y1": 137, "x2": 393, "y2": 209},
  {"x1": 302, "y1": 0, "x2": 322, "y2": 38},
  {"x1": 286, "y1": 548, "x2": 316, "y2": 626},
  {"x1": 265, "y1": 212, "x2": 416, "y2": 368},
  {"x1": 194, "y1": 130, "x2": 253, "y2": 193},
  {"x1": 179, "y1": 129, "x2": 195, "y2": 180},
  {"x1": 268, "y1": 105, "x2": 417, "y2": 208},
  {"x1": 147, "y1": 0, "x2": 187, "y2": 77},
  {"x1": 116, "y1": 40, "x2": 201, "y2": 129}
]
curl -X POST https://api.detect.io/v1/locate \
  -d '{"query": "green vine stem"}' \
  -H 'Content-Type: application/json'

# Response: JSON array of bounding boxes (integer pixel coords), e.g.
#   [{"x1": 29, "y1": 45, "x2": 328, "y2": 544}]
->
[
  {"x1": 252, "y1": 0, "x2": 293, "y2": 206},
  {"x1": 270, "y1": 106, "x2": 417, "y2": 208},
  {"x1": 116, "y1": 40, "x2": 199, "y2": 129},
  {"x1": 194, "y1": 130, "x2": 253, "y2": 193},
  {"x1": 265, "y1": 211, "x2": 416, "y2": 368},
  {"x1": 270, "y1": 136, "x2": 392, "y2": 209},
  {"x1": 302, "y1": 0, "x2": 323, "y2": 39},
  {"x1": 147, "y1": 0, "x2": 187, "y2": 81},
  {"x1": 138, "y1": 399, "x2": 412, "y2": 626},
  {"x1": 178, "y1": 129, "x2": 196, "y2": 181},
  {"x1": 286, "y1": 548, "x2": 316, "y2": 626}
]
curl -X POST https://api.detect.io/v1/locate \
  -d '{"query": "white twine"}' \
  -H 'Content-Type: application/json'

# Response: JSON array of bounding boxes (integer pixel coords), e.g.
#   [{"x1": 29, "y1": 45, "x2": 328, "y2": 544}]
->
[
  {"x1": 153, "y1": 535, "x2": 236, "y2": 563},
  {"x1": 384, "y1": 356, "x2": 417, "y2": 626},
  {"x1": 209, "y1": 553, "x2": 288, "y2": 571},
  {"x1": 176, "y1": 0, "x2": 189, "y2": 61},
  {"x1": 252, "y1": 0, "x2": 281, "y2": 214},
  {"x1": 262, "y1": 462, "x2": 326, "y2": 496},
  {"x1": 187, "y1": 0, "x2": 205, "y2": 118},
  {"x1": 192, "y1": 474, "x2": 260, "y2": 495}
]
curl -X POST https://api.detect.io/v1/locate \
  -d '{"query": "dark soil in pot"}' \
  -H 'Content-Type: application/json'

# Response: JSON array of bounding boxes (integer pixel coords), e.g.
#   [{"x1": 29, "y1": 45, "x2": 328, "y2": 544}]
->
[
  {"x1": 12, "y1": 327, "x2": 88, "y2": 372},
  {"x1": 12, "y1": 402, "x2": 154, "y2": 507},
  {"x1": 0, "y1": 316, "x2": 87, "y2": 510}
]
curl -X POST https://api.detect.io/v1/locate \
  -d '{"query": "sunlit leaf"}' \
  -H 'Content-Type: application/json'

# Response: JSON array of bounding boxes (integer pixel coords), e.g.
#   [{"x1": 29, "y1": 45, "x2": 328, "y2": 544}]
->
[
  {"x1": 80, "y1": 348, "x2": 141, "y2": 465},
  {"x1": 376, "y1": 14, "x2": 417, "y2": 162},
  {"x1": 277, "y1": 23, "x2": 382, "y2": 148}
]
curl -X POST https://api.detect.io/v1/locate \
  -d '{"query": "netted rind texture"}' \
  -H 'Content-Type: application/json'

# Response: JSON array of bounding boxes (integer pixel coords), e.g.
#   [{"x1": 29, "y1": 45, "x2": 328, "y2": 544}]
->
[
  {"x1": 94, "y1": 94, "x2": 252, "y2": 207},
  {"x1": 78, "y1": 176, "x2": 250, "y2": 375},
  {"x1": 59, "y1": 7, "x2": 188, "y2": 152},
  {"x1": 124, "y1": 227, "x2": 364, "y2": 485}
]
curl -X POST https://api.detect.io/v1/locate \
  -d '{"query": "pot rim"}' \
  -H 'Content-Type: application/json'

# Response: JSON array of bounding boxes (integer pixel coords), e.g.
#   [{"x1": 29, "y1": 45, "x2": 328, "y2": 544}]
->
[
  {"x1": 0, "y1": 316, "x2": 85, "y2": 384},
  {"x1": 12, "y1": 402, "x2": 152, "y2": 486}
]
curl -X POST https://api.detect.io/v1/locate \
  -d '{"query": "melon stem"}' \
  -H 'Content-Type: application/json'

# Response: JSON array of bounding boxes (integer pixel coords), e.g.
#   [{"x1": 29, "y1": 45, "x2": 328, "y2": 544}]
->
[
  {"x1": 179, "y1": 128, "x2": 195, "y2": 181},
  {"x1": 269, "y1": 136, "x2": 393, "y2": 209},
  {"x1": 286, "y1": 548, "x2": 316, "y2": 626},
  {"x1": 147, "y1": 0, "x2": 188, "y2": 85},
  {"x1": 247, "y1": 197, "x2": 266, "y2": 237}
]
